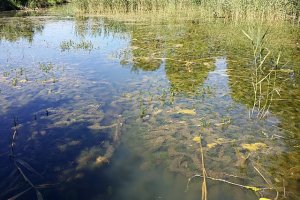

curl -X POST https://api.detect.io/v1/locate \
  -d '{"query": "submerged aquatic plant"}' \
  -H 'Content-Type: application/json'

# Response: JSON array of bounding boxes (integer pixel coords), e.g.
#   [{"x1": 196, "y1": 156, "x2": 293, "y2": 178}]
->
[
  {"x1": 138, "y1": 93, "x2": 147, "y2": 118},
  {"x1": 0, "y1": 62, "x2": 63, "y2": 88},
  {"x1": 243, "y1": 28, "x2": 283, "y2": 119},
  {"x1": 3, "y1": 71, "x2": 10, "y2": 77},
  {"x1": 241, "y1": 142, "x2": 268, "y2": 152},
  {"x1": 177, "y1": 109, "x2": 196, "y2": 115},
  {"x1": 12, "y1": 77, "x2": 18, "y2": 86},
  {"x1": 188, "y1": 135, "x2": 276, "y2": 199}
]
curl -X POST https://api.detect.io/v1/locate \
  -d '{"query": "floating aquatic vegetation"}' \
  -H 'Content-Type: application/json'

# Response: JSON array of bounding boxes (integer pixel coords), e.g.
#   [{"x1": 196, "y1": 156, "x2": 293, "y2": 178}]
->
[
  {"x1": 207, "y1": 143, "x2": 218, "y2": 149},
  {"x1": 60, "y1": 40, "x2": 94, "y2": 51},
  {"x1": 192, "y1": 136, "x2": 201, "y2": 143},
  {"x1": 177, "y1": 109, "x2": 196, "y2": 115},
  {"x1": 241, "y1": 143, "x2": 268, "y2": 152}
]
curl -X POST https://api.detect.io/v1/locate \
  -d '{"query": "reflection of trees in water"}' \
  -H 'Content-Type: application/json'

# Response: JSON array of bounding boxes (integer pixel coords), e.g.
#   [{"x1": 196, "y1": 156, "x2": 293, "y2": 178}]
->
[
  {"x1": 126, "y1": 21, "x2": 300, "y2": 199},
  {"x1": 128, "y1": 24, "x2": 223, "y2": 95},
  {"x1": 227, "y1": 53, "x2": 300, "y2": 133},
  {"x1": 74, "y1": 17, "x2": 128, "y2": 38},
  {"x1": 0, "y1": 17, "x2": 43, "y2": 42},
  {"x1": 130, "y1": 26, "x2": 163, "y2": 71},
  {"x1": 164, "y1": 30, "x2": 214, "y2": 95},
  {"x1": 71, "y1": 18, "x2": 218, "y2": 96}
]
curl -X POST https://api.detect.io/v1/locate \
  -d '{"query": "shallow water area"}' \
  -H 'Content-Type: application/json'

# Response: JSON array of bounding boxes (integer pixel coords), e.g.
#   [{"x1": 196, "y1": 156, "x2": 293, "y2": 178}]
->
[{"x1": 0, "y1": 8, "x2": 299, "y2": 200}]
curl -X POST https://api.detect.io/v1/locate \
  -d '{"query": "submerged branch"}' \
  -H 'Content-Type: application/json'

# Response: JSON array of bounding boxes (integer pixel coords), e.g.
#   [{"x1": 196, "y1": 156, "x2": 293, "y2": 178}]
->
[
  {"x1": 199, "y1": 135, "x2": 207, "y2": 200},
  {"x1": 187, "y1": 174, "x2": 277, "y2": 193}
]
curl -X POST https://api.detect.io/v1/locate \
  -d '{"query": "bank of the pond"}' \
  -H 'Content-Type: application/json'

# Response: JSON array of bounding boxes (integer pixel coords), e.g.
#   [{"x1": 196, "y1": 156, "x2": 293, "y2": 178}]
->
[{"x1": 0, "y1": 0, "x2": 67, "y2": 11}]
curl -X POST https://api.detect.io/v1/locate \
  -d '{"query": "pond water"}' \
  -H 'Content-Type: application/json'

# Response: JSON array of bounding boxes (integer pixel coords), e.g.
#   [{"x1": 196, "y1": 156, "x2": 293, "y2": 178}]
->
[{"x1": 0, "y1": 9, "x2": 299, "y2": 200}]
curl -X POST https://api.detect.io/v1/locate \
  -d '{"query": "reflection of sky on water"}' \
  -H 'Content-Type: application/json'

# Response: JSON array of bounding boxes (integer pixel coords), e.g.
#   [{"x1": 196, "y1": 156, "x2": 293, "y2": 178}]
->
[{"x1": 0, "y1": 19, "x2": 135, "y2": 83}]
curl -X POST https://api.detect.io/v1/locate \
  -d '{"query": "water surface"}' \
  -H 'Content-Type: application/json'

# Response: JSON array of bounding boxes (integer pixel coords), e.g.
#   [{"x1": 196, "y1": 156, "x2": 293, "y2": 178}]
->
[{"x1": 0, "y1": 10, "x2": 299, "y2": 200}]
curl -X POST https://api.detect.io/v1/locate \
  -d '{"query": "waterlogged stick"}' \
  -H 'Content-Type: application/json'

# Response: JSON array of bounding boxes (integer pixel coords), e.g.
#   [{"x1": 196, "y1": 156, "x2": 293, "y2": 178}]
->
[
  {"x1": 190, "y1": 135, "x2": 208, "y2": 200},
  {"x1": 199, "y1": 135, "x2": 207, "y2": 200}
]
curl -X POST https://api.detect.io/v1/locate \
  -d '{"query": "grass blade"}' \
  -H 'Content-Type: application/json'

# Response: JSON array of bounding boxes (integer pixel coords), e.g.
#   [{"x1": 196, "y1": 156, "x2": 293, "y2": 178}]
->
[
  {"x1": 8, "y1": 187, "x2": 31, "y2": 200},
  {"x1": 242, "y1": 30, "x2": 253, "y2": 41},
  {"x1": 16, "y1": 159, "x2": 42, "y2": 177},
  {"x1": 36, "y1": 183, "x2": 59, "y2": 189}
]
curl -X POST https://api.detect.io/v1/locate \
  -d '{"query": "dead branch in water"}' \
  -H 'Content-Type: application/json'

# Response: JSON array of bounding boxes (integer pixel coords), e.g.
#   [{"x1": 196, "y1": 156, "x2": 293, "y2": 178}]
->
[
  {"x1": 187, "y1": 174, "x2": 277, "y2": 192},
  {"x1": 199, "y1": 135, "x2": 207, "y2": 200},
  {"x1": 252, "y1": 163, "x2": 279, "y2": 200}
]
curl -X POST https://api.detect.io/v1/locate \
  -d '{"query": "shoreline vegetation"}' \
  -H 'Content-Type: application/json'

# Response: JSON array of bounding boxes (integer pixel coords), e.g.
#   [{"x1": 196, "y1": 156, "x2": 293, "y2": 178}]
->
[
  {"x1": 1, "y1": 0, "x2": 300, "y2": 23},
  {"x1": 0, "y1": 0, "x2": 68, "y2": 11},
  {"x1": 68, "y1": 0, "x2": 300, "y2": 22}
]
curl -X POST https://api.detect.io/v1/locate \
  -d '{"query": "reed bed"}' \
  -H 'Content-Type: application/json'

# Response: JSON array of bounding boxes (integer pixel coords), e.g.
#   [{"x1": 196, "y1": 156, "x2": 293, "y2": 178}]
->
[{"x1": 71, "y1": 0, "x2": 300, "y2": 22}]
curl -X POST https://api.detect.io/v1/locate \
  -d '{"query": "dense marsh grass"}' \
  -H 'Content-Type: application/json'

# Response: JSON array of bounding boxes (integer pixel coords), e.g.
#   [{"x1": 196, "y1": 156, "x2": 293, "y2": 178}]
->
[{"x1": 71, "y1": 0, "x2": 300, "y2": 22}]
